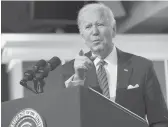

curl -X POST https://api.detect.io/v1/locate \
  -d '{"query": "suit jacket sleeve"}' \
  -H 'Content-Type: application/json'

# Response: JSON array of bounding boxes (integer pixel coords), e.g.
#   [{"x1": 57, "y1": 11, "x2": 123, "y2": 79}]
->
[{"x1": 144, "y1": 62, "x2": 168, "y2": 126}]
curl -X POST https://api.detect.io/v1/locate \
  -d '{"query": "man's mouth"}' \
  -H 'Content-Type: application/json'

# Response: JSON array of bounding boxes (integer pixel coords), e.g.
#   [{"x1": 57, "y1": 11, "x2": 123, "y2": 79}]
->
[
  {"x1": 93, "y1": 41, "x2": 101, "y2": 45},
  {"x1": 93, "y1": 40, "x2": 102, "y2": 43}
]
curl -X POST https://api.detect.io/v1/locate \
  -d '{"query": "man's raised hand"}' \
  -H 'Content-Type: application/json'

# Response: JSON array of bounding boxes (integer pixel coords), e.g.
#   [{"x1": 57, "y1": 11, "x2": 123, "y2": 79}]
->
[{"x1": 73, "y1": 49, "x2": 93, "y2": 81}]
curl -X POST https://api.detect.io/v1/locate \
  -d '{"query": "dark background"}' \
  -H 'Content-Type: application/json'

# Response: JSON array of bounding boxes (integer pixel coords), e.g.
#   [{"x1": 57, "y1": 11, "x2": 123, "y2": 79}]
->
[{"x1": 2, "y1": 1, "x2": 168, "y2": 33}]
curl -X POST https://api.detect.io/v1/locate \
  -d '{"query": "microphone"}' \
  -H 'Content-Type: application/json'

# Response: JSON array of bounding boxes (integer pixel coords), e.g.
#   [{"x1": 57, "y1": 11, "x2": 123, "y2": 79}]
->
[
  {"x1": 32, "y1": 59, "x2": 47, "y2": 73},
  {"x1": 20, "y1": 57, "x2": 61, "y2": 94},
  {"x1": 20, "y1": 59, "x2": 47, "y2": 84},
  {"x1": 48, "y1": 56, "x2": 61, "y2": 71},
  {"x1": 20, "y1": 70, "x2": 34, "y2": 86},
  {"x1": 33, "y1": 56, "x2": 61, "y2": 93},
  {"x1": 36, "y1": 56, "x2": 61, "y2": 79}
]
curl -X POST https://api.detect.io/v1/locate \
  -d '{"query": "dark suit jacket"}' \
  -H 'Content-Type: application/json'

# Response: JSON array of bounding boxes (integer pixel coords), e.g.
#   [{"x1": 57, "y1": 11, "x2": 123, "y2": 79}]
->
[{"x1": 61, "y1": 48, "x2": 168, "y2": 126}]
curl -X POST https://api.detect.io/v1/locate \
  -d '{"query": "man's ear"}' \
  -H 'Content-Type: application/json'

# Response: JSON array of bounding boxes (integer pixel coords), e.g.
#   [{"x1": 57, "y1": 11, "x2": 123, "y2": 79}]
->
[
  {"x1": 80, "y1": 30, "x2": 85, "y2": 41},
  {"x1": 112, "y1": 23, "x2": 116, "y2": 38}
]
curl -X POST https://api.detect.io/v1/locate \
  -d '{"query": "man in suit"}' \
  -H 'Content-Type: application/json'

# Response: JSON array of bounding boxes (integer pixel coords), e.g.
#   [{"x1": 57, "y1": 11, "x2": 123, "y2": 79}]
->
[{"x1": 62, "y1": 3, "x2": 168, "y2": 127}]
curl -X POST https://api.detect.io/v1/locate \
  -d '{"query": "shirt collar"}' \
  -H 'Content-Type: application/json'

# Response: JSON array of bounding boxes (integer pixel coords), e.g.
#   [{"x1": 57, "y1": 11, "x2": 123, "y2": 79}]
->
[{"x1": 93, "y1": 46, "x2": 117, "y2": 66}]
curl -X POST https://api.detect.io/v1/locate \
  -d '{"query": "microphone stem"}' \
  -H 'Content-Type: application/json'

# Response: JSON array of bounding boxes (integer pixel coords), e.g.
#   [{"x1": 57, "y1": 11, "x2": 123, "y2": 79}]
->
[
  {"x1": 21, "y1": 81, "x2": 38, "y2": 94},
  {"x1": 26, "y1": 86, "x2": 38, "y2": 94},
  {"x1": 33, "y1": 77, "x2": 45, "y2": 94}
]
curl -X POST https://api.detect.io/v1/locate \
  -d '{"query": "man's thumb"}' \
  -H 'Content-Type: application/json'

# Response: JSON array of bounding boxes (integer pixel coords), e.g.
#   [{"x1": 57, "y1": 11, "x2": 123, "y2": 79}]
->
[{"x1": 79, "y1": 49, "x2": 84, "y2": 56}]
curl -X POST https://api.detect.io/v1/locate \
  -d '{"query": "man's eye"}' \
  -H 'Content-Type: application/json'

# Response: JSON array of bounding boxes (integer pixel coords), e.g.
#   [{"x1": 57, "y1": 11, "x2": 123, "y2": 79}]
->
[
  {"x1": 98, "y1": 23, "x2": 104, "y2": 26},
  {"x1": 85, "y1": 25, "x2": 91, "y2": 29}
]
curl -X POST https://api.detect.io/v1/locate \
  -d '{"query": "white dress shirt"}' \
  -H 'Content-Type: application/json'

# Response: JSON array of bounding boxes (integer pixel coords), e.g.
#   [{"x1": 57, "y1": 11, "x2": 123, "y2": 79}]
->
[{"x1": 65, "y1": 46, "x2": 118, "y2": 100}]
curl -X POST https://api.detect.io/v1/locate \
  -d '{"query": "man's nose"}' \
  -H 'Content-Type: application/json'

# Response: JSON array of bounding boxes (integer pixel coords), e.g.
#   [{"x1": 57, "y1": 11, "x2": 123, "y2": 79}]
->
[{"x1": 92, "y1": 26, "x2": 99, "y2": 36}]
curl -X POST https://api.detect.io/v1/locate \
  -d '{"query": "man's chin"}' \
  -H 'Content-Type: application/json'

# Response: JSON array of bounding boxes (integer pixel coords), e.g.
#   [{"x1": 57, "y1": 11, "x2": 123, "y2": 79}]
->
[{"x1": 91, "y1": 46, "x2": 104, "y2": 54}]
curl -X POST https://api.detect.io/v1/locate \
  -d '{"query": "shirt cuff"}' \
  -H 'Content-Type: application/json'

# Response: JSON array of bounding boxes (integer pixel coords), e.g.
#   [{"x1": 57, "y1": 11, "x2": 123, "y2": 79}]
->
[{"x1": 65, "y1": 74, "x2": 85, "y2": 88}]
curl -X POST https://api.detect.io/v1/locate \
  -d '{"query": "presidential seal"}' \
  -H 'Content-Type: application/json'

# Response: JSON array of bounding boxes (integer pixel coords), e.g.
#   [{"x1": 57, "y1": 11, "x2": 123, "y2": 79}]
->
[{"x1": 9, "y1": 108, "x2": 45, "y2": 127}]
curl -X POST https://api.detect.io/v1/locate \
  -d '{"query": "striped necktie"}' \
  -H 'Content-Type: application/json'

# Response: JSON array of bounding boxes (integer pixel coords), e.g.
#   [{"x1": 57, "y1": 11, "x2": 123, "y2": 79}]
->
[{"x1": 97, "y1": 60, "x2": 110, "y2": 98}]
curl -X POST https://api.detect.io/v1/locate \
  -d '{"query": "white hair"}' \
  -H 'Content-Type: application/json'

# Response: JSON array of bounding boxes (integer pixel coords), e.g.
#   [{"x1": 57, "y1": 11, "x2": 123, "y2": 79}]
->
[{"x1": 77, "y1": 3, "x2": 116, "y2": 32}]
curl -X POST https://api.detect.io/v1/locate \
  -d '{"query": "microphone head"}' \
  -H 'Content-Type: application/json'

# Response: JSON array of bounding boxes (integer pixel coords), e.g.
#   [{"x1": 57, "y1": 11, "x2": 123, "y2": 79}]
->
[
  {"x1": 33, "y1": 59, "x2": 47, "y2": 71},
  {"x1": 37, "y1": 68, "x2": 49, "y2": 78},
  {"x1": 48, "y1": 56, "x2": 61, "y2": 71},
  {"x1": 24, "y1": 70, "x2": 34, "y2": 80},
  {"x1": 20, "y1": 70, "x2": 34, "y2": 86}
]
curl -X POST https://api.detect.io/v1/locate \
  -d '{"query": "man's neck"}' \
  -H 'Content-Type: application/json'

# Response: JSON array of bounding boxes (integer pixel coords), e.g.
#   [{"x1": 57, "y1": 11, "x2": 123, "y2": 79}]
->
[
  {"x1": 94, "y1": 45, "x2": 117, "y2": 66},
  {"x1": 96, "y1": 44, "x2": 114, "y2": 59}
]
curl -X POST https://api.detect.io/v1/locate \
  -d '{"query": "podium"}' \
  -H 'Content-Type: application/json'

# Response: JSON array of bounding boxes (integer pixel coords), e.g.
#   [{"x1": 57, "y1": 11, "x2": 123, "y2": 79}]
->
[{"x1": 2, "y1": 86, "x2": 148, "y2": 127}]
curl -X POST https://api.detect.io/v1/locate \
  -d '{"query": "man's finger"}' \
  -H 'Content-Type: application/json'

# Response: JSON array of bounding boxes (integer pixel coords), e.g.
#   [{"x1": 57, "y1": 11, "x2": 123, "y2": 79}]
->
[
  {"x1": 90, "y1": 54, "x2": 97, "y2": 61},
  {"x1": 79, "y1": 49, "x2": 84, "y2": 56},
  {"x1": 85, "y1": 62, "x2": 93, "y2": 70}
]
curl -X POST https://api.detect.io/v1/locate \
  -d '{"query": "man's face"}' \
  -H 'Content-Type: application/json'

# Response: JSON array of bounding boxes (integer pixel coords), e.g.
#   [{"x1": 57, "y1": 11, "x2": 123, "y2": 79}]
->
[{"x1": 79, "y1": 9, "x2": 115, "y2": 55}]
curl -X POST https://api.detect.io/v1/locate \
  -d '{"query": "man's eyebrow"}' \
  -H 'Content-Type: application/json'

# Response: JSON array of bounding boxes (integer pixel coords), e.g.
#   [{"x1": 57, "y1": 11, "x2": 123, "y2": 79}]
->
[{"x1": 83, "y1": 22, "x2": 91, "y2": 26}]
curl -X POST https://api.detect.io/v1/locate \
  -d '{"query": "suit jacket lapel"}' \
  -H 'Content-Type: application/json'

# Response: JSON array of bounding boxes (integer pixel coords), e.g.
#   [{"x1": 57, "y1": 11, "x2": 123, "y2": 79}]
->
[
  {"x1": 116, "y1": 48, "x2": 133, "y2": 89},
  {"x1": 115, "y1": 48, "x2": 134, "y2": 103}
]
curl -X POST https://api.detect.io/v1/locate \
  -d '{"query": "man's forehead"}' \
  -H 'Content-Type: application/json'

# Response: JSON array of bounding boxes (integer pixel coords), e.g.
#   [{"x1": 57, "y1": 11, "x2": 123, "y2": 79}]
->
[
  {"x1": 81, "y1": 8, "x2": 105, "y2": 17},
  {"x1": 80, "y1": 9, "x2": 107, "y2": 23}
]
